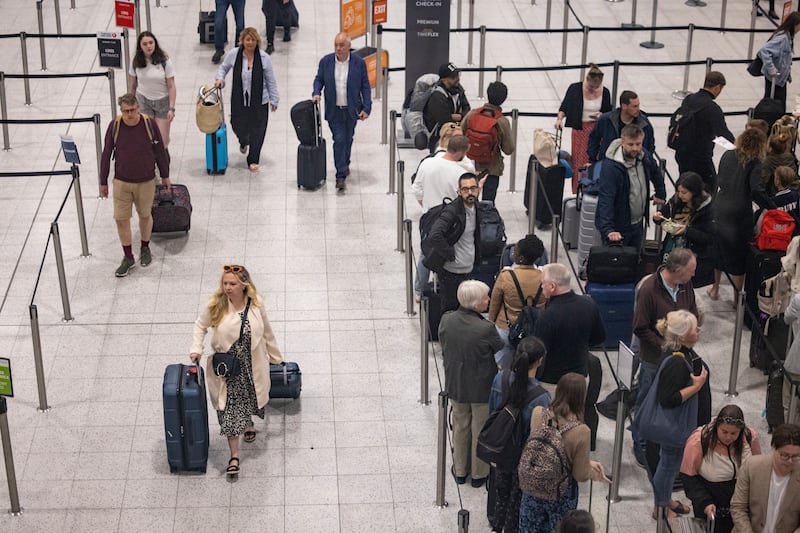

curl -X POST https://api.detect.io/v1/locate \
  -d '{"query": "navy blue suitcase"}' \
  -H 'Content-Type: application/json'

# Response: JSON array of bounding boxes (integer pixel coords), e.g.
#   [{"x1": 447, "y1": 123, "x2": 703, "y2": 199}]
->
[
  {"x1": 471, "y1": 253, "x2": 502, "y2": 294},
  {"x1": 206, "y1": 124, "x2": 228, "y2": 175},
  {"x1": 586, "y1": 282, "x2": 635, "y2": 349},
  {"x1": 163, "y1": 363, "x2": 209, "y2": 473},
  {"x1": 269, "y1": 362, "x2": 302, "y2": 399}
]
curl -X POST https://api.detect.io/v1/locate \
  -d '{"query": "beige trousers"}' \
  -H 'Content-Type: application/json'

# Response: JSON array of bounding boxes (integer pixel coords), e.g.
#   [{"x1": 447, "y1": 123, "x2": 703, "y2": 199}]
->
[{"x1": 450, "y1": 400, "x2": 490, "y2": 480}]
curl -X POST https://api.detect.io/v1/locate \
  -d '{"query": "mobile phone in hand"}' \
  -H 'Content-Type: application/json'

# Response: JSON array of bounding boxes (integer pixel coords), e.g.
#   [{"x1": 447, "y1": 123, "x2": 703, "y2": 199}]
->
[{"x1": 692, "y1": 357, "x2": 703, "y2": 377}]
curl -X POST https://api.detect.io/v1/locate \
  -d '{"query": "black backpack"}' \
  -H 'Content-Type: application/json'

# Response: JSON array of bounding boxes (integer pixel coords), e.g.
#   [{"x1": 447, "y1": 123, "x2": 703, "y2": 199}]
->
[
  {"x1": 503, "y1": 270, "x2": 543, "y2": 348},
  {"x1": 667, "y1": 100, "x2": 712, "y2": 151},
  {"x1": 477, "y1": 201, "x2": 507, "y2": 257},
  {"x1": 477, "y1": 370, "x2": 546, "y2": 472},
  {"x1": 419, "y1": 197, "x2": 452, "y2": 259}
]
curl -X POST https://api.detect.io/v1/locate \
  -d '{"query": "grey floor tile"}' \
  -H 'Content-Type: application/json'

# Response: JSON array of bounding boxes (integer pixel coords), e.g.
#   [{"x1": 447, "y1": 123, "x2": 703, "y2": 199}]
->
[{"x1": 284, "y1": 504, "x2": 340, "y2": 533}]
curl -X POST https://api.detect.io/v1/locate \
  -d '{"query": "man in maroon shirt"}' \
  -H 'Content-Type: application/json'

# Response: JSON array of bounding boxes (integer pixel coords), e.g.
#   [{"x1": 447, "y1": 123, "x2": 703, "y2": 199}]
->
[{"x1": 100, "y1": 93, "x2": 170, "y2": 277}]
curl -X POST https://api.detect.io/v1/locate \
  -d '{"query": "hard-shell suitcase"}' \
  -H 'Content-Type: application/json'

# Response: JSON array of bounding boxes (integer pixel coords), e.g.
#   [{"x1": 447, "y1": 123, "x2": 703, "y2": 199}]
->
[
  {"x1": 163, "y1": 363, "x2": 209, "y2": 473},
  {"x1": 578, "y1": 192, "x2": 603, "y2": 276},
  {"x1": 561, "y1": 196, "x2": 579, "y2": 250},
  {"x1": 198, "y1": 11, "x2": 226, "y2": 44},
  {"x1": 744, "y1": 245, "x2": 784, "y2": 328},
  {"x1": 524, "y1": 155, "x2": 565, "y2": 226},
  {"x1": 269, "y1": 362, "x2": 302, "y2": 399},
  {"x1": 152, "y1": 184, "x2": 192, "y2": 233},
  {"x1": 296, "y1": 101, "x2": 326, "y2": 189},
  {"x1": 586, "y1": 282, "x2": 635, "y2": 349},
  {"x1": 423, "y1": 282, "x2": 442, "y2": 342},
  {"x1": 206, "y1": 124, "x2": 228, "y2": 175}
]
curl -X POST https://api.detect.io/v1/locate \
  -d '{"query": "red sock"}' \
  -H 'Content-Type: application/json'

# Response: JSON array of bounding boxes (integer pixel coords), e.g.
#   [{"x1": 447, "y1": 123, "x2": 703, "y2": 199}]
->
[{"x1": 123, "y1": 245, "x2": 133, "y2": 259}]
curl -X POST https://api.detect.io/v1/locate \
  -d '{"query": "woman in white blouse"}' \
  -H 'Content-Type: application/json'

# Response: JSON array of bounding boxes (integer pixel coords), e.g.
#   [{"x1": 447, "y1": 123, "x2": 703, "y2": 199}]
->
[{"x1": 129, "y1": 31, "x2": 176, "y2": 148}]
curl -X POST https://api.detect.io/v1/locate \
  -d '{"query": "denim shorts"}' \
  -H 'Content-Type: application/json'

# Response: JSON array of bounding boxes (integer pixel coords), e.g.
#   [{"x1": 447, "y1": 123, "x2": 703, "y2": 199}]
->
[{"x1": 136, "y1": 93, "x2": 170, "y2": 119}]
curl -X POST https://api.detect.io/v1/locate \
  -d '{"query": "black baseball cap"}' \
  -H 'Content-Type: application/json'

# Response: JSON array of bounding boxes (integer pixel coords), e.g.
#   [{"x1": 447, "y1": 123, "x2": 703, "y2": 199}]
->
[{"x1": 438, "y1": 62, "x2": 460, "y2": 79}]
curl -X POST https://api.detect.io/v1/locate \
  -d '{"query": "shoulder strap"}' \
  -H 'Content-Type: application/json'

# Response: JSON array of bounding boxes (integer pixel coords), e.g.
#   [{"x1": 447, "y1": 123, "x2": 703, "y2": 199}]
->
[
  {"x1": 507, "y1": 270, "x2": 527, "y2": 304},
  {"x1": 500, "y1": 369, "x2": 512, "y2": 404},
  {"x1": 141, "y1": 114, "x2": 155, "y2": 143},
  {"x1": 238, "y1": 297, "x2": 251, "y2": 339},
  {"x1": 524, "y1": 384, "x2": 547, "y2": 405}
]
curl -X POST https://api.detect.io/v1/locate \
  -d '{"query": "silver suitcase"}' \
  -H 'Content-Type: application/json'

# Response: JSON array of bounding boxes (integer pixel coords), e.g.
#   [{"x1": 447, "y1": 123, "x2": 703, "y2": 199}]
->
[
  {"x1": 561, "y1": 196, "x2": 580, "y2": 250},
  {"x1": 578, "y1": 192, "x2": 603, "y2": 275}
]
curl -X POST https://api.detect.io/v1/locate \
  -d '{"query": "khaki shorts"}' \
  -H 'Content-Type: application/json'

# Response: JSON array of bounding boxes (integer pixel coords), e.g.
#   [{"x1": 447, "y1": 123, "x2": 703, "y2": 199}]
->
[{"x1": 112, "y1": 178, "x2": 156, "y2": 220}]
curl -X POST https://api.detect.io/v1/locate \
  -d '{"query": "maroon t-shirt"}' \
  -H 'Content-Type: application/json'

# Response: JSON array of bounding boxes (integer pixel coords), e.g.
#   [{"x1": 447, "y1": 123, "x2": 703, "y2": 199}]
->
[{"x1": 99, "y1": 116, "x2": 169, "y2": 186}]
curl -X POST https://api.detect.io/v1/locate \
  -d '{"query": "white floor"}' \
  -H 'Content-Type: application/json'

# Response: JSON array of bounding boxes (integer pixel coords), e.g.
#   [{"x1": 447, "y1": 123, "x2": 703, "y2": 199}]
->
[{"x1": 0, "y1": 0, "x2": 787, "y2": 531}]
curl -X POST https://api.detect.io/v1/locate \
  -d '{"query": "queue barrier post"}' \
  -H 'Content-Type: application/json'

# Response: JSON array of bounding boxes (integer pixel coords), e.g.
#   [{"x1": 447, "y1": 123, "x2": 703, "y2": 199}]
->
[
  {"x1": 19, "y1": 33, "x2": 32, "y2": 105},
  {"x1": 478, "y1": 26, "x2": 486, "y2": 98},
  {"x1": 640, "y1": 0, "x2": 664, "y2": 49},
  {"x1": 381, "y1": 67, "x2": 389, "y2": 144},
  {"x1": 375, "y1": 25, "x2": 383, "y2": 100},
  {"x1": 706, "y1": 56, "x2": 713, "y2": 74},
  {"x1": 561, "y1": 0, "x2": 570, "y2": 65},
  {"x1": 404, "y1": 219, "x2": 416, "y2": 316},
  {"x1": 580, "y1": 27, "x2": 590, "y2": 80},
  {"x1": 71, "y1": 0, "x2": 76, "y2": 8},
  {"x1": 50, "y1": 222, "x2": 74, "y2": 322},
  {"x1": 467, "y1": 0, "x2": 475, "y2": 65},
  {"x1": 36, "y1": 1, "x2": 47, "y2": 71},
  {"x1": 123, "y1": 29, "x2": 133, "y2": 93},
  {"x1": 457, "y1": 0, "x2": 463, "y2": 29},
  {"x1": 108, "y1": 68, "x2": 117, "y2": 119},
  {"x1": 550, "y1": 214, "x2": 560, "y2": 263},
  {"x1": 725, "y1": 289, "x2": 746, "y2": 397},
  {"x1": 134, "y1": 0, "x2": 141, "y2": 38},
  {"x1": 546, "y1": 0, "x2": 553, "y2": 31},
  {"x1": 29, "y1": 304, "x2": 50, "y2": 412},
  {"x1": 527, "y1": 158, "x2": 538, "y2": 235},
  {"x1": 93, "y1": 113, "x2": 103, "y2": 181},
  {"x1": 54, "y1": 0, "x2": 63, "y2": 35},
  {"x1": 71, "y1": 165, "x2": 90, "y2": 258},
  {"x1": 508, "y1": 109, "x2": 519, "y2": 193},
  {"x1": 144, "y1": 0, "x2": 152, "y2": 32},
  {"x1": 621, "y1": 0, "x2": 643, "y2": 28},
  {"x1": 389, "y1": 111, "x2": 397, "y2": 194},
  {"x1": 495, "y1": 65, "x2": 503, "y2": 84},
  {"x1": 686, "y1": 0, "x2": 707, "y2": 7},
  {"x1": 608, "y1": 388, "x2": 627, "y2": 502},
  {"x1": 720, "y1": 0, "x2": 728, "y2": 30},
  {"x1": 0, "y1": 397, "x2": 22, "y2": 516},
  {"x1": 672, "y1": 23, "x2": 694, "y2": 99},
  {"x1": 748, "y1": 0, "x2": 757, "y2": 60},
  {"x1": 0, "y1": 73, "x2": 9, "y2": 151},
  {"x1": 396, "y1": 160, "x2": 405, "y2": 252},
  {"x1": 610, "y1": 61, "x2": 620, "y2": 111},
  {"x1": 458, "y1": 509, "x2": 470, "y2": 533},
  {"x1": 419, "y1": 297, "x2": 431, "y2": 405},
  {"x1": 434, "y1": 391, "x2": 450, "y2": 508}
]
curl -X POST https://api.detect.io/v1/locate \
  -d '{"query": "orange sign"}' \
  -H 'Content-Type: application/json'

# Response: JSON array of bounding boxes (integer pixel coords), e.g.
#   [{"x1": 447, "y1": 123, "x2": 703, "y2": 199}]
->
[
  {"x1": 115, "y1": 0, "x2": 135, "y2": 29},
  {"x1": 341, "y1": 0, "x2": 367, "y2": 40},
  {"x1": 372, "y1": 0, "x2": 387, "y2": 25},
  {"x1": 363, "y1": 50, "x2": 389, "y2": 88}
]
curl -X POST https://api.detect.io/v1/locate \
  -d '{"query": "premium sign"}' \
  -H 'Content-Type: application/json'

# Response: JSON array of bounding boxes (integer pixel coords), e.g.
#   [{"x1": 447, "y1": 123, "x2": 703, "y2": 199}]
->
[{"x1": 405, "y1": 0, "x2": 450, "y2": 96}]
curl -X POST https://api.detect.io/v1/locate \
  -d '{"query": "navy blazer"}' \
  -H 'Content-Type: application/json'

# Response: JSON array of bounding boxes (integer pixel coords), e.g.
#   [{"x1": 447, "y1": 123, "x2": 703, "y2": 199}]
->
[{"x1": 312, "y1": 51, "x2": 372, "y2": 122}]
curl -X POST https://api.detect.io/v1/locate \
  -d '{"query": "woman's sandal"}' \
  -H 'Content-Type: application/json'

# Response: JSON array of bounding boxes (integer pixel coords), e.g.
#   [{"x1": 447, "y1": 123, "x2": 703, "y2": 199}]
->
[
  {"x1": 249, "y1": 163, "x2": 259, "y2": 172},
  {"x1": 706, "y1": 288, "x2": 719, "y2": 301},
  {"x1": 243, "y1": 429, "x2": 256, "y2": 443},
  {"x1": 669, "y1": 501, "x2": 691, "y2": 515},
  {"x1": 226, "y1": 457, "x2": 240, "y2": 476}
]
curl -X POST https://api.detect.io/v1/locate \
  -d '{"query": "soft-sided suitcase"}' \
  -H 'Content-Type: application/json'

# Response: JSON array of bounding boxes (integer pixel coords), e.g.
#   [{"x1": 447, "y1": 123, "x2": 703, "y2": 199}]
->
[
  {"x1": 586, "y1": 282, "x2": 635, "y2": 349},
  {"x1": 206, "y1": 124, "x2": 228, "y2": 175},
  {"x1": 269, "y1": 362, "x2": 302, "y2": 399},
  {"x1": 163, "y1": 363, "x2": 209, "y2": 473},
  {"x1": 152, "y1": 184, "x2": 192, "y2": 233},
  {"x1": 296, "y1": 100, "x2": 327, "y2": 189},
  {"x1": 290, "y1": 100, "x2": 318, "y2": 146},
  {"x1": 471, "y1": 253, "x2": 502, "y2": 294},
  {"x1": 198, "y1": 11, "x2": 226, "y2": 44},
  {"x1": 751, "y1": 80, "x2": 785, "y2": 128},
  {"x1": 766, "y1": 366, "x2": 785, "y2": 432},
  {"x1": 578, "y1": 192, "x2": 603, "y2": 276},
  {"x1": 423, "y1": 282, "x2": 442, "y2": 342},
  {"x1": 524, "y1": 155, "x2": 566, "y2": 226},
  {"x1": 586, "y1": 244, "x2": 639, "y2": 285},
  {"x1": 744, "y1": 245, "x2": 784, "y2": 328},
  {"x1": 561, "y1": 196, "x2": 579, "y2": 250},
  {"x1": 639, "y1": 239, "x2": 662, "y2": 280},
  {"x1": 749, "y1": 311, "x2": 790, "y2": 373}
]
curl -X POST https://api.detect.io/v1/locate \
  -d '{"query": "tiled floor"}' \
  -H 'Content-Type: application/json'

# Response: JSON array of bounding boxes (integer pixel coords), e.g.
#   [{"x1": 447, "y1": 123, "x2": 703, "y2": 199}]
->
[{"x1": 0, "y1": 0, "x2": 787, "y2": 531}]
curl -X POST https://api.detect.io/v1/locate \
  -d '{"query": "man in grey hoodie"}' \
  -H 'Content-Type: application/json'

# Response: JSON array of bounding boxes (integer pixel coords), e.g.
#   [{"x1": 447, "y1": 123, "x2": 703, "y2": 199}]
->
[{"x1": 595, "y1": 123, "x2": 665, "y2": 248}]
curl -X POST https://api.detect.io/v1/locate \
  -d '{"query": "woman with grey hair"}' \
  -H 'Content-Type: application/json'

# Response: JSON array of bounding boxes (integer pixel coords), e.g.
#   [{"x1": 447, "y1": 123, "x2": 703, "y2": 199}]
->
[{"x1": 439, "y1": 280, "x2": 504, "y2": 488}]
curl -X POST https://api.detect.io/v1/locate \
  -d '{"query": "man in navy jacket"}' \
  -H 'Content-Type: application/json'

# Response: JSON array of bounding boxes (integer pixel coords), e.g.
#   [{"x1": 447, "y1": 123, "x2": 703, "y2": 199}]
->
[
  {"x1": 595, "y1": 123, "x2": 665, "y2": 248},
  {"x1": 587, "y1": 90, "x2": 655, "y2": 164},
  {"x1": 312, "y1": 32, "x2": 372, "y2": 191}
]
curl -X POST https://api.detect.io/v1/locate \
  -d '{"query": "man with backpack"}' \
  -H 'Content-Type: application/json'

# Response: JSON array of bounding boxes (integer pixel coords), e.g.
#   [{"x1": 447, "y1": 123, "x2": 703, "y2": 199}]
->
[
  {"x1": 460, "y1": 81, "x2": 515, "y2": 202},
  {"x1": 423, "y1": 62, "x2": 470, "y2": 153},
  {"x1": 99, "y1": 93, "x2": 170, "y2": 277},
  {"x1": 670, "y1": 71, "x2": 734, "y2": 194}
]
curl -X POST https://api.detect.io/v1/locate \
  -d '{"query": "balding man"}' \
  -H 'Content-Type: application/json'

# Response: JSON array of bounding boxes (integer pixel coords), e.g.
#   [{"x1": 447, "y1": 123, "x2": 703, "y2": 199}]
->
[{"x1": 312, "y1": 32, "x2": 372, "y2": 192}]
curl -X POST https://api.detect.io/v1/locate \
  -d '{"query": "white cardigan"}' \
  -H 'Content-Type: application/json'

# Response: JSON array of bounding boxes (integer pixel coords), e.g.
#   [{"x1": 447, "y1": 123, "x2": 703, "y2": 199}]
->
[{"x1": 191, "y1": 295, "x2": 282, "y2": 410}]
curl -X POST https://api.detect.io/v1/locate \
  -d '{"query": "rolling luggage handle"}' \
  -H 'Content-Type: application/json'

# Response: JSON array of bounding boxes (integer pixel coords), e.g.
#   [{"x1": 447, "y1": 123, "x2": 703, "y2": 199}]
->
[{"x1": 312, "y1": 100, "x2": 322, "y2": 148}]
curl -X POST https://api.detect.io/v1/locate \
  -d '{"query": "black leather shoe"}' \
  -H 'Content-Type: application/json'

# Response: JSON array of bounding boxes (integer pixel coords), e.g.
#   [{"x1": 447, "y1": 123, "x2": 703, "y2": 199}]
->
[
  {"x1": 212, "y1": 50, "x2": 224, "y2": 64},
  {"x1": 266, "y1": 43, "x2": 275, "y2": 55},
  {"x1": 283, "y1": 31, "x2": 291, "y2": 42},
  {"x1": 451, "y1": 465, "x2": 466, "y2": 485},
  {"x1": 471, "y1": 477, "x2": 487, "y2": 488},
  {"x1": 335, "y1": 178, "x2": 346, "y2": 191}
]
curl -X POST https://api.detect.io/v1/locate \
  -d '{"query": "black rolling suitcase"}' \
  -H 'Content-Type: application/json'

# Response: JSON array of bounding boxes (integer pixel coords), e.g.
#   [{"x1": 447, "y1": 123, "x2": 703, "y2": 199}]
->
[
  {"x1": 198, "y1": 11, "x2": 226, "y2": 44},
  {"x1": 269, "y1": 362, "x2": 302, "y2": 399},
  {"x1": 749, "y1": 312, "x2": 790, "y2": 373},
  {"x1": 766, "y1": 366, "x2": 785, "y2": 432},
  {"x1": 152, "y1": 184, "x2": 192, "y2": 233},
  {"x1": 744, "y1": 245, "x2": 784, "y2": 328},
  {"x1": 751, "y1": 80, "x2": 785, "y2": 128},
  {"x1": 163, "y1": 363, "x2": 209, "y2": 473},
  {"x1": 422, "y1": 282, "x2": 442, "y2": 341},
  {"x1": 523, "y1": 155, "x2": 566, "y2": 226},
  {"x1": 293, "y1": 100, "x2": 326, "y2": 189}
]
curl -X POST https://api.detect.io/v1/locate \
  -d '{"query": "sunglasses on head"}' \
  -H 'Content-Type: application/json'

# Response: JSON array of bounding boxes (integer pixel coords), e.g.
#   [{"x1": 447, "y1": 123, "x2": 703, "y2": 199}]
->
[
  {"x1": 223, "y1": 265, "x2": 244, "y2": 273},
  {"x1": 719, "y1": 416, "x2": 744, "y2": 426}
]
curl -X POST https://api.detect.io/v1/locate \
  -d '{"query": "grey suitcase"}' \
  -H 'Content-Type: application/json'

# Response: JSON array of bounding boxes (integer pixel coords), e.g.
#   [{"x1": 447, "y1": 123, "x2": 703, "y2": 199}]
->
[
  {"x1": 561, "y1": 196, "x2": 579, "y2": 250},
  {"x1": 578, "y1": 193, "x2": 603, "y2": 276}
]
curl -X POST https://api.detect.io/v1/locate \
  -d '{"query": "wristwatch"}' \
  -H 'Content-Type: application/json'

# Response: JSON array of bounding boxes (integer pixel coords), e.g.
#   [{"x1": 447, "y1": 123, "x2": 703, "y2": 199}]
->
[{"x1": 169, "y1": 107, "x2": 176, "y2": 113}]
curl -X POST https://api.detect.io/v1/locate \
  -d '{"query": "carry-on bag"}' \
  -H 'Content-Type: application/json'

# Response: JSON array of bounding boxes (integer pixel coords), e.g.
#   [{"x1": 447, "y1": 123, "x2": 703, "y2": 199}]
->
[
  {"x1": 749, "y1": 311, "x2": 790, "y2": 373},
  {"x1": 290, "y1": 100, "x2": 318, "y2": 146},
  {"x1": 523, "y1": 154, "x2": 566, "y2": 226},
  {"x1": 163, "y1": 362, "x2": 209, "y2": 473},
  {"x1": 638, "y1": 239, "x2": 662, "y2": 280},
  {"x1": 471, "y1": 253, "x2": 502, "y2": 294},
  {"x1": 577, "y1": 191, "x2": 603, "y2": 276},
  {"x1": 586, "y1": 282, "x2": 635, "y2": 349},
  {"x1": 477, "y1": 201, "x2": 507, "y2": 257},
  {"x1": 296, "y1": 101, "x2": 326, "y2": 189},
  {"x1": 198, "y1": 8, "x2": 226, "y2": 44},
  {"x1": 269, "y1": 362, "x2": 302, "y2": 399},
  {"x1": 422, "y1": 281, "x2": 442, "y2": 341},
  {"x1": 678, "y1": 515, "x2": 715, "y2": 533},
  {"x1": 206, "y1": 124, "x2": 228, "y2": 175},
  {"x1": 586, "y1": 244, "x2": 639, "y2": 284},
  {"x1": 751, "y1": 80, "x2": 785, "y2": 128},
  {"x1": 744, "y1": 245, "x2": 784, "y2": 328},
  {"x1": 766, "y1": 366, "x2": 785, "y2": 432},
  {"x1": 152, "y1": 184, "x2": 192, "y2": 233},
  {"x1": 561, "y1": 196, "x2": 579, "y2": 250},
  {"x1": 196, "y1": 85, "x2": 223, "y2": 134}
]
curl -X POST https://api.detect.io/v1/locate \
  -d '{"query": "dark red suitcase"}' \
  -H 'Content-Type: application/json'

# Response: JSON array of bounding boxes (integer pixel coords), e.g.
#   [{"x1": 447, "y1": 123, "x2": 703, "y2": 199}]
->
[{"x1": 152, "y1": 184, "x2": 192, "y2": 233}]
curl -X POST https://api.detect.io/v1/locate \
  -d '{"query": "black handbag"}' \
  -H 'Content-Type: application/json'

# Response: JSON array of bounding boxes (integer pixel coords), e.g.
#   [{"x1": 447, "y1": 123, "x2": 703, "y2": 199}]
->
[
  {"x1": 212, "y1": 298, "x2": 250, "y2": 379},
  {"x1": 747, "y1": 55, "x2": 764, "y2": 77},
  {"x1": 586, "y1": 243, "x2": 639, "y2": 284}
]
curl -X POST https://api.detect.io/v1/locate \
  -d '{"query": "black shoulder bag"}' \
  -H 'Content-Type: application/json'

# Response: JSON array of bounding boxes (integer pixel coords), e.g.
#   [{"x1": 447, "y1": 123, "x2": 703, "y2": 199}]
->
[{"x1": 212, "y1": 298, "x2": 251, "y2": 379}]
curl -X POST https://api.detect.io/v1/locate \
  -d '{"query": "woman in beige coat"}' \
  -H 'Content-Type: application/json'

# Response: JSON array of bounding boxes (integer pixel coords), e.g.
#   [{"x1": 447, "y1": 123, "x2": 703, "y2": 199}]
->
[{"x1": 190, "y1": 265, "x2": 282, "y2": 476}]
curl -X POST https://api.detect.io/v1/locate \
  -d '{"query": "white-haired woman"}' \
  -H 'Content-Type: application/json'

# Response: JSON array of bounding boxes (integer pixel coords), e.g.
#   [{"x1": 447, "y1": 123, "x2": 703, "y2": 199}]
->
[{"x1": 439, "y1": 280, "x2": 504, "y2": 488}]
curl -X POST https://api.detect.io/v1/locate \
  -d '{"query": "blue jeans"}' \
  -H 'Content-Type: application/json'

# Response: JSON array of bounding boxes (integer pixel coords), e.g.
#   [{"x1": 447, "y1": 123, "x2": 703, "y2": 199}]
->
[
  {"x1": 482, "y1": 174, "x2": 500, "y2": 203},
  {"x1": 632, "y1": 360, "x2": 658, "y2": 464},
  {"x1": 327, "y1": 107, "x2": 357, "y2": 179},
  {"x1": 494, "y1": 326, "x2": 514, "y2": 371},
  {"x1": 415, "y1": 252, "x2": 430, "y2": 296},
  {"x1": 215, "y1": 0, "x2": 246, "y2": 52},
  {"x1": 650, "y1": 443, "x2": 684, "y2": 507}
]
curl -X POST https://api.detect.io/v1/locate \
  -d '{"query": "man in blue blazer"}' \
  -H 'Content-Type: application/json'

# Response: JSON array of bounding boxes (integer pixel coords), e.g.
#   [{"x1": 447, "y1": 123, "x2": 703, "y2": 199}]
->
[{"x1": 312, "y1": 32, "x2": 372, "y2": 191}]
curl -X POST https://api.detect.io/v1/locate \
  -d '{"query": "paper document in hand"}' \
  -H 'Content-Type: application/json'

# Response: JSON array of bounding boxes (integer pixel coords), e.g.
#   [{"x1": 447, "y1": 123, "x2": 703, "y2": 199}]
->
[{"x1": 713, "y1": 136, "x2": 735, "y2": 150}]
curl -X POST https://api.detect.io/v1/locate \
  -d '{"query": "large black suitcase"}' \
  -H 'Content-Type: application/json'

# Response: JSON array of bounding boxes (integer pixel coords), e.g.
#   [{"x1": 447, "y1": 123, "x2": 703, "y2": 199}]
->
[
  {"x1": 422, "y1": 282, "x2": 441, "y2": 341},
  {"x1": 198, "y1": 11, "x2": 226, "y2": 44},
  {"x1": 269, "y1": 362, "x2": 302, "y2": 399},
  {"x1": 523, "y1": 155, "x2": 566, "y2": 226},
  {"x1": 290, "y1": 100, "x2": 318, "y2": 146},
  {"x1": 297, "y1": 140, "x2": 326, "y2": 190},
  {"x1": 749, "y1": 312, "x2": 790, "y2": 373},
  {"x1": 152, "y1": 184, "x2": 192, "y2": 233},
  {"x1": 751, "y1": 81, "x2": 784, "y2": 127},
  {"x1": 744, "y1": 245, "x2": 784, "y2": 328},
  {"x1": 163, "y1": 363, "x2": 209, "y2": 473}
]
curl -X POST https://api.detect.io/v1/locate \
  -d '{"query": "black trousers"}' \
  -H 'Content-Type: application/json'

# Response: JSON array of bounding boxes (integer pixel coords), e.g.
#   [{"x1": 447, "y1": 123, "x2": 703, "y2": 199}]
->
[
  {"x1": 676, "y1": 153, "x2": 717, "y2": 195},
  {"x1": 438, "y1": 269, "x2": 470, "y2": 315},
  {"x1": 491, "y1": 469, "x2": 522, "y2": 533},
  {"x1": 263, "y1": 0, "x2": 292, "y2": 44},
  {"x1": 231, "y1": 103, "x2": 269, "y2": 165}
]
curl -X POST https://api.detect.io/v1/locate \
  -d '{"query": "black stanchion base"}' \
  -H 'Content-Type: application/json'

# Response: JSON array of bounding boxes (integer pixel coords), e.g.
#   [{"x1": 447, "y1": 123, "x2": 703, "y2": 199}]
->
[
  {"x1": 640, "y1": 41, "x2": 665, "y2": 49},
  {"x1": 686, "y1": 0, "x2": 707, "y2": 5},
  {"x1": 621, "y1": 23, "x2": 644, "y2": 28}
]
